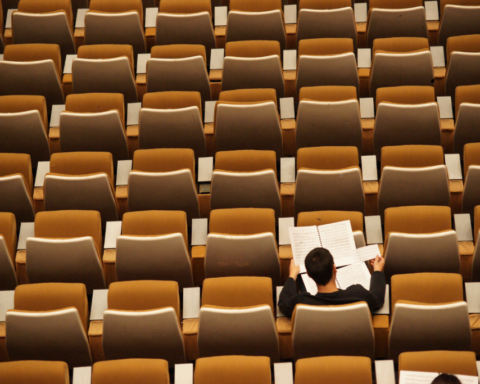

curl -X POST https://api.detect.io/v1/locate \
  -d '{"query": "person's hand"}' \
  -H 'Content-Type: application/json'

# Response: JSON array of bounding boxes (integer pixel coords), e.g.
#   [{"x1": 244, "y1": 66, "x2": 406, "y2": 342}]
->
[
  {"x1": 289, "y1": 259, "x2": 301, "y2": 280},
  {"x1": 370, "y1": 255, "x2": 385, "y2": 272}
]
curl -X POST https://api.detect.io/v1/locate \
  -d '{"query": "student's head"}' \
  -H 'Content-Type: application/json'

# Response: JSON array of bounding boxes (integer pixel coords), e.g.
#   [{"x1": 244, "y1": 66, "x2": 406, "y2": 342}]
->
[
  {"x1": 431, "y1": 374, "x2": 462, "y2": 384},
  {"x1": 305, "y1": 247, "x2": 335, "y2": 286}
]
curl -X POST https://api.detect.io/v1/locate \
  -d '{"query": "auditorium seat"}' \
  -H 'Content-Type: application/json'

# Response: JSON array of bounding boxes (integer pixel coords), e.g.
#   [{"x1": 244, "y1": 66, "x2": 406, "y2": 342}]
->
[
  {"x1": 204, "y1": 208, "x2": 281, "y2": 285},
  {"x1": 389, "y1": 273, "x2": 471, "y2": 360},
  {"x1": 296, "y1": 86, "x2": 362, "y2": 153},
  {"x1": 297, "y1": 0, "x2": 356, "y2": 47},
  {"x1": 0, "y1": 212, "x2": 17, "y2": 290},
  {"x1": 215, "y1": 88, "x2": 283, "y2": 157},
  {"x1": 115, "y1": 210, "x2": 194, "y2": 288},
  {"x1": 60, "y1": 93, "x2": 129, "y2": 162},
  {"x1": 399, "y1": 350, "x2": 478, "y2": 376},
  {"x1": 44, "y1": 152, "x2": 119, "y2": 223},
  {"x1": 0, "y1": 95, "x2": 50, "y2": 164},
  {"x1": 296, "y1": 38, "x2": 358, "y2": 96},
  {"x1": 72, "y1": 45, "x2": 138, "y2": 104},
  {"x1": 295, "y1": 355, "x2": 372, "y2": 384},
  {"x1": 147, "y1": 45, "x2": 211, "y2": 104},
  {"x1": 5, "y1": 282, "x2": 92, "y2": 368},
  {"x1": 0, "y1": 361, "x2": 69, "y2": 384},
  {"x1": 378, "y1": 145, "x2": 450, "y2": 216},
  {"x1": 462, "y1": 142, "x2": 480, "y2": 216},
  {"x1": 139, "y1": 91, "x2": 206, "y2": 158},
  {"x1": 0, "y1": 153, "x2": 35, "y2": 224},
  {"x1": 198, "y1": 276, "x2": 280, "y2": 361},
  {"x1": 210, "y1": 150, "x2": 281, "y2": 217},
  {"x1": 438, "y1": 0, "x2": 480, "y2": 47},
  {"x1": 127, "y1": 148, "x2": 200, "y2": 220},
  {"x1": 85, "y1": 0, "x2": 146, "y2": 56},
  {"x1": 454, "y1": 84, "x2": 480, "y2": 155},
  {"x1": 0, "y1": 44, "x2": 64, "y2": 110},
  {"x1": 374, "y1": 86, "x2": 441, "y2": 157},
  {"x1": 370, "y1": 37, "x2": 433, "y2": 97},
  {"x1": 222, "y1": 41, "x2": 285, "y2": 97},
  {"x1": 294, "y1": 146, "x2": 365, "y2": 215},
  {"x1": 25, "y1": 210, "x2": 106, "y2": 293},
  {"x1": 92, "y1": 359, "x2": 170, "y2": 384},
  {"x1": 472, "y1": 205, "x2": 480, "y2": 281}
]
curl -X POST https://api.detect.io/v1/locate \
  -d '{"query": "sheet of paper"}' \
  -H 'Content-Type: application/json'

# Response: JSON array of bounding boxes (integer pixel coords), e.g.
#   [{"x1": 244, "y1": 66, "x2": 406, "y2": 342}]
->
[
  {"x1": 354, "y1": 244, "x2": 380, "y2": 263},
  {"x1": 336, "y1": 262, "x2": 371, "y2": 290},
  {"x1": 289, "y1": 226, "x2": 321, "y2": 273},
  {"x1": 399, "y1": 371, "x2": 478, "y2": 384},
  {"x1": 301, "y1": 274, "x2": 318, "y2": 295},
  {"x1": 317, "y1": 221, "x2": 357, "y2": 267}
]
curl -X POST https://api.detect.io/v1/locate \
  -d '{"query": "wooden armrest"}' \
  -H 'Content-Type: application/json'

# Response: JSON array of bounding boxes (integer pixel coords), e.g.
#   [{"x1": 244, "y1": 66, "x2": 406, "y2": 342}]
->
[
  {"x1": 280, "y1": 183, "x2": 295, "y2": 197},
  {"x1": 126, "y1": 125, "x2": 139, "y2": 138},
  {"x1": 116, "y1": 185, "x2": 128, "y2": 200},
  {"x1": 192, "y1": 245, "x2": 206, "y2": 286},
  {"x1": 441, "y1": 119, "x2": 455, "y2": 131},
  {"x1": 214, "y1": 26, "x2": 226, "y2": 38},
  {"x1": 449, "y1": 179, "x2": 463, "y2": 194},
  {"x1": 15, "y1": 250, "x2": 26, "y2": 265},
  {"x1": 136, "y1": 74, "x2": 147, "y2": 86},
  {"x1": 356, "y1": 22, "x2": 366, "y2": 33},
  {"x1": 209, "y1": 69, "x2": 222, "y2": 82},
  {"x1": 145, "y1": 27, "x2": 156, "y2": 38},
  {"x1": 204, "y1": 123, "x2": 214, "y2": 135},
  {"x1": 49, "y1": 126, "x2": 60, "y2": 139},
  {"x1": 285, "y1": 24, "x2": 296, "y2": 35},
  {"x1": 276, "y1": 316, "x2": 292, "y2": 334},
  {"x1": 279, "y1": 245, "x2": 293, "y2": 260},
  {"x1": 434, "y1": 67, "x2": 446, "y2": 79},
  {"x1": 182, "y1": 318, "x2": 199, "y2": 335},
  {"x1": 361, "y1": 119, "x2": 375, "y2": 131},
  {"x1": 363, "y1": 180, "x2": 378, "y2": 195},
  {"x1": 103, "y1": 249, "x2": 116, "y2": 264},
  {"x1": 284, "y1": 70, "x2": 296, "y2": 82},
  {"x1": 427, "y1": 20, "x2": 439, "y2": 32},
  {"x1": 373, "y1": 314, "x2": 389, "y2": 359},
  {"x1": 62, "y1": 74, "x2": 72, "y2": 85}
]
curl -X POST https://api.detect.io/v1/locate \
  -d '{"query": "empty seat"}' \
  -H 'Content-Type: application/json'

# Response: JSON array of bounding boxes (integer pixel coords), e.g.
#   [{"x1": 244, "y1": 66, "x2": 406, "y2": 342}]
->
[
  {"x1": 0, "y1": 95, "x2": 50, "y2": 164},
  {"x1": 0, "y1": 212, "x2": 17, "y2": 290},
  {"x1": 399, "y1": 350, "x2": 478, "y2": 376},
  {"x1": 92, "y1": 359, "x2": 170, "y2": 384},
  {"x1": 438, "y1": 0, "x2": 480, "y2": 47},
  {"x1": 0, "y1": 361, "x2": 69, "y2": 384},
  {"x1": 454, "y1": 84, "x2": 480, "y2": 154},
  {"x1": 462, "y1": 142, "x2": 480, "y2": 216}
]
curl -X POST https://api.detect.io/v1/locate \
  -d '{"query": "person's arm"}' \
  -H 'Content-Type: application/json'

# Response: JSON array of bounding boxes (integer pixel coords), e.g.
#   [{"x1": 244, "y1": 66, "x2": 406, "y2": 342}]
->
[
  {"x1": 367, "y1": 255, "x2": 387, "y2": 310},
  {"x1": 278, "y1": 260, "x2": 301, "y2": 317}
]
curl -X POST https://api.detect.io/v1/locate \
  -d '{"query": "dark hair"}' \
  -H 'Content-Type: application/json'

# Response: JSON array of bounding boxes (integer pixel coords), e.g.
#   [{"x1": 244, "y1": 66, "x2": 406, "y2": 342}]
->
[
  {"x1": 305, "y1": 247, "x2": 334, "y2": 286},
  {"x1": 431, "y1": 374, "x2": 462, "y2": 384}
]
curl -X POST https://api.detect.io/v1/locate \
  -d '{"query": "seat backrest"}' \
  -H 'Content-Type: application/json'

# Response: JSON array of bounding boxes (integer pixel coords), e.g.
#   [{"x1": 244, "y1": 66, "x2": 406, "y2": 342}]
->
[
  {"x1": 299, "y1": 0, "x2": 351, "y2": 9},
  {"x1": 297, "y1": 146, "x2": 359, "y2": 170},
  {"x1": 92, "y1": 359, "x2": 170, "y2": 384},
  {"x1": 210, "y1": 208, "x2": 276, "y2": 236},
  {"x1": 65, "y1": 92, "x2": 125, "y2": 126},
  {"x1": 455, "y1": 84, "x2": 480, "y2": 120},
  {"x1": 464, "y1": 142, "x2": 480, "y2": 180},
  {"x1": 77, "y1": 44, "x2": 134, "y2": 70},
  {"x1": 89, "y1": 0, "x2": 143, "y2": 19},
  {"x1": 299, "y1": 85, "x2": 357, "y2": 102},
  {"x1": 219, "y1": 88, "x2": 277, "y2": 104},
  {"x1": 438, "y1": 3, "x2": 480, "y2": 47},
  {"x1": 398, "y1": 350, "x2": 478, "y2": 376},
  {"x1": 376, "y1": 85, "x2": 436, "y2": 107},
  {"x1": 0, "y1": 212, "x2": 17, "y2": 290},
  {"x1": 462, "y1": 164, "x2": 480, "y2": 216},
  {"x1": 230, "y1": 0, "x2": 281, "y2": 11},
  {"x1": 50, "y1": 151, "x2": 114, "y2": 181},
  {"x1": 370, "y1": 0, "x2": 423, "y2": 8},
  {"x1": 446, "y1": 34, "x2": 480, "y2": 60},
  {"x1": 0, "y1": 152, "x2": 32, "y2": 193},
  {"x1": 215, "y1": 149, "x2": 277, "y2": 174},
  {"x1": 0, "y1": 360, "x2": 69, "y2": 384},
  {"x1": 381, "y1": 145, "x2": 444, "y2": 171},
  {"x1": 18, "y1": 0, "x2": 73, "y2": 24},
  {"x1": 445, "y1": 52, "x2": 480, "y2": 100}
]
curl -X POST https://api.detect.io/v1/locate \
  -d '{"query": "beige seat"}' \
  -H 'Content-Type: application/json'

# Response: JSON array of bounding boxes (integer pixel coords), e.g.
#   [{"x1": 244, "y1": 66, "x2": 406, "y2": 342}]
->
[
  {"x1": 399, "y1": 350, "x2": 478, "y2": 376},
  {"x1": 370, "y1": 38, "x2": 433, "y2": 97},
  {"x1": 92, "y1": 359, "x2": 170, "y2": 384},
  {"x1": 72, "y1": 45, "x2": 138, "y2": 104},
  {"x1": 116, "y1": 210, "x2": 194, "y2": 288},
  {"x1": 85, "y1": 0, "x2": 146, "y2": 56},
  {"x1": 374, "y1": 86, "x2": 441, "y2": 157},
  {"x1": 0, "y1": 153, "x2": 35, "y2": 224},
  {"x1": 147, "y1": 45, "x2": 211, "y2": 104},
  {"x1": 156, "y1": 0, "x2": 215, "y2": 58},
  {"x1": 139, "y1": 91, "x2": 206, "y2": 158},
  {"x1": 6, "y1": 282, "x2": 92, "y2": 368},
  {"x1": 210, "y1": 150, "x2": 282, "y2": 217},
  {"x1": 195, "y1": 356, "x2": 271, "y2": 384},
  {"x1": 295, "y1": 356, "x2": 372, "y2": 384},
  {"x1": 0, "y1": 361, "x2": 69, "y2": 384},
  {"x1": 0, "y1": 44, "x2": 64, "y2": 110},
  {"x1": 378, "y1": 145, "x2": 450, "y2": 216},
  {"x1": 438, "y1": 0, "x2": 480, "y2": 47},
  {"x1": 389, "y1": 273, "x2": 470, "y2": 360},
  {"x1": 222, "y1": 41, "x2": 285, "y2": 97},
  {"x1": 297, "y1": 38, "x2": 359, "y2": 95},
  {"x1": 44, "y1": 152, "x2": 119, "y2": 223},
  {"x1": 60, "y1": 93, "x2": 129, "y2": 162},
  {"x1": 454, "y1": 85, "x2": 480, "y2": 154},
  {"x1": 102, "y1": 280, "x2": 186, "y2": 366},
  {"x1": 462, "y1": 142, "x2": 480, "y2": 216},
  {"x1": 226, "y1": 0, "x2": 286, "y2": 50},
  {"x1": 198, "y1": 276, "x2": 280, "y2": 361},
  {"x1": 128, "y1": 148, "x2": 200, "y2": 221},
  {"x1": 0, "y1": 212, "x2": 17, "y2": 290},
  {"x1": 297, "y1": 0, "x2": 356, "y2": 47},
  {"x1": 205, "y1": 208, "x2": 281, "y2": 285},
  {"x1": 293, "y1": 303, "x2": 375, "y2": 360},
  {"x1": 216, "y1": 88, "x2": 283, "y2": 158},
  {"x1": 294, "y1": 146, "x2": 365, "y2": 215},
  {"x1": 0, "y1": 95, "x2": 50, "y2": 164},
  {"x1": 296, "y1": 86, "x2": 362, "y2": 153},
  {"x1": 26, "y1": 210, "x2": 106, "y2": 293}
]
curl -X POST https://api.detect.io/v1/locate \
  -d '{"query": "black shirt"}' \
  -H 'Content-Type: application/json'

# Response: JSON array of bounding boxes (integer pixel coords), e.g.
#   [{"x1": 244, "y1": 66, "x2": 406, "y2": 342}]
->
[{"x1": 278, "y1": 271, "x2": 386, "y2": 317}]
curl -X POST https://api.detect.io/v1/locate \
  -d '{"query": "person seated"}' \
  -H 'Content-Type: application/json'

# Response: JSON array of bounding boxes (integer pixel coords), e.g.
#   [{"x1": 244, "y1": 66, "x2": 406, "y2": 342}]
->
[{"x1": 279, "y1": 247, "x2": 386, "y2": 317}]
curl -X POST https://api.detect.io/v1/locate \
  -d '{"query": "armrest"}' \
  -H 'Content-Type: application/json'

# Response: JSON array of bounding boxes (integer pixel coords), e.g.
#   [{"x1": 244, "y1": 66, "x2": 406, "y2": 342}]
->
[
  {"x1": 283, "y1": 50, "x2": 297, "y2": 71},
  {"x1": 278, "y1": 217, "x2": 295, "y2": 246},
  {"x1": 276, "y1": 286, "x2": 286, "y2": 317},
  {"x1": 210, "y1": 48, "x2": 224, "y2": 70},
  {"x1": 90, "y1": 289, "x2": 108, "y2": 321},
  {"x1": 280, "y1": 97, "x2": 295, "y2": 120},
  {"x1": 63, "y1": 54, "x2": 77, "y2": 75},
  {"x1": 191, "y1": 218, "x2": 208, "y2": 246},
  {"x1": 197, "y1": 157, "x2": 213, "y2": 184},
  {"x1": 145, "y1": 7, "x2": 158, "y2": 28},
  {"x1": 104, "y1": 221, "x2": 122, "y2": 249},
  {"x1": 375, "y1": 360, "x2": 395, "y2": 384},
  {"x1": 50, "y1": 104, "x2": 66, "y2": 128},
  {"x1": 0, "y1": 55, "x2": 3, "y2": 60},
  {"x1": 454, "y1": 213, "x2": 473, "y2": 242},
  {"x1": 34, "y1": 161, "x2": 50, "y2": 188},
  {"x1": 75, "y1": 9, "x2": 88, "y2": 28},
  {"x1": 274, "y1": 362, "x2": 294, "y2": 384},
  {"x1": 0, "y1": 291, "x2": 15, "y2": 322},
  {"x1": 175, "y1": 364, "x2": 194, "y2": 384},
  {"x1": 425, "y1": 1, "x2": 439, "y2": 21},
  {"x1": 354, "y1": 3, "x2": 368, "y2": 23},
  {"x1": 361, "y1": 155, "x2": 378, "y2": 182},
  {"x1": 431, "y1": 46, "x2": 445, "y2": 68},
  {"x1": 5, "y1": 9, "x2": 16, "y2": 29},
  {"x1": 183, "y1": 287, "x2": 201, "y2": 319},
  {"x1": 204, "y1": 101, "x2": 216, "y2": 124},
  {"x1": 136, "y1": 53, "x2": 151, "y2": 75},
  {"x1": 116, "y1": 160, "x2": 132, "y2": 187},
  {"x1": 72, "y1": 367, "x2": 92, "y2": 384},
  {"x1": 284, "y1": 4, "x2": 297, "y2": 24},
  {"x1": 365, "y1": 216, "x2": 383, "y2": 245},
  {"x1": 373, "y1": 285, "x2": 390, "y2": 315},
  {"x1": 127, "y1": 103, "x2": 141, "y2": 126},
  {"x1": 357, "y1": 48, "x2": 371, "y2": 69},
  {"x1": 465, "y1": 282, "x2": 480, "y2": 313},
  {"x1": 359, "y1": 97, "x2": 374, "y2": 119},
  {"x1": 214, "y1": 6, "x2": 228, "y2": 27},
  {"x1": 437, "y1": 96, "x2": 453, "y2": 119},
  {"x1": 17, "y1": 222, "x2": 34, "y2": 251},
  {"x1": 280, "y1": 158, "x2": 295, "y2": 184},
  {"x1": 445, "y1": 154, "x2": 462, "y2": 180}
]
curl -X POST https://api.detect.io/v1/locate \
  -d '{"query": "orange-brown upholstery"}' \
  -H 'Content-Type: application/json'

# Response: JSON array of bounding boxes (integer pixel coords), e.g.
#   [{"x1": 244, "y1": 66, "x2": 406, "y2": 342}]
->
[
  {"x1": 143, "y1": 91, "x2": 202, "y2": 115},
  {"x1": 298, "y1": 211, "x2": 364, "y2": 231},
  {"x1": 399, "y1": 351, "x2": 478, "y2": 376},
  {"x1": 297, "y1": 146, "x2": 359, "y2": 170},
  {"x1": 0, "y1": 152, "x2": 33, "y2": 194},
  {"x1": 455, "y1": 84, "x2": 480, "y2": 120},
  {"x1": 229, "y1": 0, "x2": 281, "y2": 12},
  {"x1": 92, "y1": 359, "x2": 170, "y2": 384},
  {"x1": 18, "y1": 0, "x2": 73, "y2": 29},
  {"x1": 49, "y1": 151, "x2": 114, "y2": 183},
  {"x1": 376, "y1": 86, "x2": 436, "y2": 108},
  {"x1": 299, "y1": 0, "x2": 351, "y2": 10},
  {"x1": 132, "y1": 148, "x2": 196, "y2": 180},
  {"x1": 0, "y1": 212, "x2": 16, "y2": 264},
  {"x1": 209, "y1": 208, "x2": 276, "y2": 236},
  {"x1": 299, "y1": 85, "x2": 357, "y2": 102},
  {"x1": 160, "y1": 0, "x2": 212, "y2": 15},
  {"x1": 446, "y1": 34, "x2": 480, "y2": 62},
  {"x1": 298, "y1": 38, "x2": 354, "y2": 56},
  {"x1": 440, "y1": 0, "x2": 480, "y2": 15},
  {"x1": 65, "y1": 93, "x2": 125, "y2": 128},
  {"x1": 89, "y1": 0, "x2": 144, "y2": 21},
  {"x1": 3, "y1": 43, "x2": 62, "y2": 78},
  {"x1": 0, "y1": 360, "x2": 69, "y2": 384},
  {"x1": 370, "y1": 0, "x2": 423, "y2": 8},
  {"x1": 219, "y1": 88, "x2": 278, "y2": 105},
  {"x1": 151, "y1": 44, "x2": 207, "y2": 64},
  {"x1": 77, "y1": 44, "x2": 134, "y2": 74},
  {"x1": 0, "y1": 95, "x2": 48, "y2": 133},
  {"x1": 372, "y1": 37, "x2": 430, "y2": 56},
  {"x1": 380, "y1": 145, "x2": 444, "y2": 173},
  {"x1": 463, "y1": 142, "x2": 480, "y2": 177},
  {"x1": 215, "y1": 150, "x2": 277, "y2": 176},
  {"x1": 225, "y1": 40, "x2": 281, "y2": 57}
]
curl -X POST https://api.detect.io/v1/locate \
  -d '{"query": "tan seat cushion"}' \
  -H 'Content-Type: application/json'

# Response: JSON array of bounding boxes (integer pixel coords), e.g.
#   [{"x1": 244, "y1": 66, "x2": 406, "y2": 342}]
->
[
  {"x1": 219, "y1": 88, "x2": 277, "y2": 106},
  {"x1": 0, "y1": 95, "x2": 48, "y2": 133},
  {"x1": 463, "y1": 143, "x2": 480, "y2": 177},
  {"x1": 65, "y1": 93, "x2": 125, "y2": 128},
  {"x1": 142, "y1": 91, "x2": 202, "y2": 120},
  {"x1": 380, "y1": 145, "x2": 444, "y2": 172},
  {"x1": 92, "y1": 359, "x2": 169, "y2": 384},
  {"x1": 160, "y1": 0, "x2": 211, "y2": 15},
  {"x1": 150, "y1": 44, "x2": 206, "y2": 65},
  {"x1": 446, "y1": 34, "x2": 480, "y2": 63},
  {"x1": 0, "y1": 212, "x2": 16, "y2": 264},
  {"x1": 298, "y1": 211, "x2": 364, "y2": 231},
  {"x1": 372, "y1": 37, "x2": 429, "y2": 56},
  {"x1": 210, "y1": 208, "x2": 276, "y2": 236},
  {"x1": 50, "y1": 152, "x2": 114, "y2": 183},
  {"x1": 298, "y1": 38, "x2": 354, "y2": 56},
  {"x1": 0, "y1": 360, "x2": 69, "y2": 384},
  {"x1": 299, "y1": 0, "x2": 351, "y2": 10},
  {"x1": 230, "y1": 0, "x2": 281, "y2": 12},
  {"x1": 89, "y1": 0, "x2": 143, "y2": 21},
  {"x1": 18, "y1": 0, "x2": 73, "y2": 29},
  {"x1": 3, "y1": 43, "x2": 62, "y2": 78},
  {"x1": 455, "y1": 84, "x2": 480, "y2": 120},
  {"x1": 0, "y1": 152, "x2": 33, "y2": 194},
  {"x1": 297, "y1": 146, "x2": 359, "y2": 170},
  {"x1": 215, "y1": 150, "x2": 277, "y2": 176},
  {"x1": 77, "y1": 44, "x2": 134, "y2": 74},
  {"x1": 132, "y1": 148, "x2": 196, "y2": 180},
  {"x1": 299, "y1": 85, "x2": 357, "y2": 102},
  {"x1": 376, "y1": 86, "x2": 436, "y2": 108},
  {"x1": 225, "y1": 40, "x2": 281, "y2": 58},
  {"x1": 370, "y1": 0, "x2": 423, "y2": 8}
]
